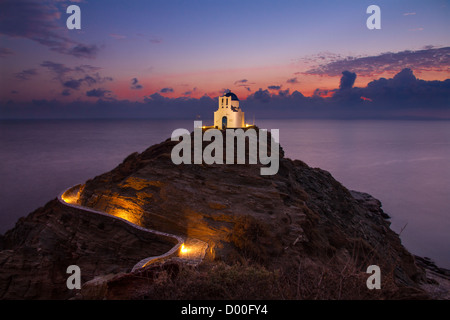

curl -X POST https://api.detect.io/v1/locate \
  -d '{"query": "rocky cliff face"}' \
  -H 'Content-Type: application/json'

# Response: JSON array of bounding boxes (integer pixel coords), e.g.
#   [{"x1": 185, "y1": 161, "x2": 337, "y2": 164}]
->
[
  {"x1": 0, "y1": 129, "x2": 439, "y2": 299},
  {"x1": 0, "y1": 200, "x2": 176, "y2": 299}
]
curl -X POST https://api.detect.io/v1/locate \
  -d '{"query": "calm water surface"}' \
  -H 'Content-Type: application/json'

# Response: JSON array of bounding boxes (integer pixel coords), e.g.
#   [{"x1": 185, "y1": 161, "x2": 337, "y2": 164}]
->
[{"x1": 1, "y1": 119, "x2": 449, "y2": 268}]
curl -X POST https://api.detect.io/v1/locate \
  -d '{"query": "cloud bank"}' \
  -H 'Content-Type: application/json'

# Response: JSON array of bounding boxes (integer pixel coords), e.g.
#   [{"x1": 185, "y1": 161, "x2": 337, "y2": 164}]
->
[
  {"x1": 160, "y1": 87, "x2": 174, "y2": 93},
  {"x1": 303, "y1": 47, "x2": 450, "y2": 77},
  {"x1": 131, "y1": 78, "x2": 143, "y2": 90},
  {"x1": 39, "y1": 60, "x2": 113, "y2": 96},
  {"x1": 1, "y1": 69, "x2": 449, "y2": 120}
]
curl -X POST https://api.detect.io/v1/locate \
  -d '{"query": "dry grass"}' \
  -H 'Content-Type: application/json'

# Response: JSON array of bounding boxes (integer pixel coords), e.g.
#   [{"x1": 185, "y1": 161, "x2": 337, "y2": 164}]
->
[
  {"x1": 145, "y1": 261, "x2": 281, "y2": 300},
  {"x1": 228, "y1": 215, "x2": 283, "y2": 263},
  {"x1": 123, "y1": 215, "x2": 427, "y2": 300},
  {"x1": 137, "y1": 252, "x2": 419, "y2": 300}
]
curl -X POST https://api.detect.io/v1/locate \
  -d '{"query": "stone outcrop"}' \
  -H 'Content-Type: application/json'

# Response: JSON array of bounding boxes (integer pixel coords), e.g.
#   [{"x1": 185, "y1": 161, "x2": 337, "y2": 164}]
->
[
  {"x1": 1, "y1": 129, "x2": 446, "y2": 299},
  {"x1": 75, "y1": 132, "x2": 425, "y2": 285},
  {"x1": 0, "y1": 200, "x2": 176, "y2": 299}
]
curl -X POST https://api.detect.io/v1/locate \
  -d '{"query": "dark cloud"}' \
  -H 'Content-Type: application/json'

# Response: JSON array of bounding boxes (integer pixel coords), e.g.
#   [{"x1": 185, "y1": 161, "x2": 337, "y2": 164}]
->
[
  {"x1": 234, "y1": 79, "x2": 248, "y2": 85},
  {"x1": 131, "y1": 78, "x2": 143, "y2": 90},
  {"x1": 268, "y1": 85, "x2": 282, "y2": 90},
  {"x1": 74, "y1": 65, "x2": 102, "y2": 73},
  {"x1": 63, "y1": 79, "x2": 82, "y2": 90},
  {"x1": 392, "y1": 68, "x2": 416, "y2": 86},
  {"x1": 0, "y1": 94, "x2": 217, "y2": 119},
  {"x1": 0, "y1": 0, "x2": 99, "y2": 58},
  {"x1": 0, "y1": 47, "x2": 14, "y2": 57},
  {"x1": 252, "y1": 88, "x2": 271, "y2": 103},
  {"x1": 287, "y1": 77, "x2": 298, "y2": 84},
  {"x1": 304, "y1": 47, "x2": 450, "y2": 77},
  {"x1": 62, "y1": 74, "x2": 111, "y2": 90},
  {"x1": 313, "y1": 88, "x2": 335, "y2": 97},
  {"x1": 41, "y1": 61, "x2": 72, "y2": 80},
  {"x1": 298, "y1": 52, "x2": 345, "y2": 68},
  {"x1": 244, "y1": 68, "x2": 450, "y2": 119},
  {"x1": 15, "y1": 68, "x2": 38, "y2": 80},
  {"x1": 183, "y1": 87, "x2": 197, "y2": 96},
  {"x1": 86, "y1": 88, "x2": 111, "y2": 98},
  {"x1": 99, "y1": 75, "x2": 113, "y2": 83},
  {"x1": 68, "y1": 44, "x2": 100, "y2": 59},
  {"x1": 40, "y1": 61, "x2": 113, "y2": 95},
  {"x1": 2, "y1": 69, "x2": 448, "y2": 120},
  {"x1": 339, "y1": 71, "x2": 356, "y2": 90},
  {"x1": 146, "y1": 92, "x2": 165, "y2": 101},
  {"x1": 160, "y1": 87, "x2": 174, "y2": 93},
  {"x1": 234, "y1": 79, "x2": 255, "y2": 90},
  {"x1": 82, "y1": 75, "x2": 97, "y2": 86},
  {"x1": 355, "y1": 68, "x2": 450, "y2": 109},
  {"x1": 61, "y1": 89, "x2": 71, "y2": 96}
]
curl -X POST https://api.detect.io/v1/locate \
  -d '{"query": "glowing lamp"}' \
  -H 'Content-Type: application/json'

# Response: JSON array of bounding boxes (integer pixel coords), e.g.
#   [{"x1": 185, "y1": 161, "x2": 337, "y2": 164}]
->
[{"x1": 180, "y1": 243, "x2": 189, "y2": 254}]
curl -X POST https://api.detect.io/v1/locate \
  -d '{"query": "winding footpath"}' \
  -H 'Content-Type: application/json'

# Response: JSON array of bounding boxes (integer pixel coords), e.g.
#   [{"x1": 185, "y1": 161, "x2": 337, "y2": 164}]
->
[{"x1": 58, "y1": 185, "x2": 207, "y2": 272}]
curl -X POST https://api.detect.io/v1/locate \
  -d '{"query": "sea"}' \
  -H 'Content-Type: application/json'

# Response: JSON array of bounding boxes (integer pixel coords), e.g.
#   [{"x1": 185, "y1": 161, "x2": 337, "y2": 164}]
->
[{"x1": 1, "y1": 119, "x2": 449, "y2": 268}]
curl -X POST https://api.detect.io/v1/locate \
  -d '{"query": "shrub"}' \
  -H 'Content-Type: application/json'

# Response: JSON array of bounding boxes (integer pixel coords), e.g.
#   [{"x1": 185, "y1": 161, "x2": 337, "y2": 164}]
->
[
  {"x1": 229, "y1": 215, "x2": 281, "y2": 263},
  {"x1": 147, "y1": 262, "x2": 280, "y2": 299}
]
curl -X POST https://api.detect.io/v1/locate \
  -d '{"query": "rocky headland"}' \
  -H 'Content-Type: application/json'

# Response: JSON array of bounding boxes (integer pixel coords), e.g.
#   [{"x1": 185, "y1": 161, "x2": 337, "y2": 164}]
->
[{"x1": 0, "y1": 128, "x2": 448, "y2": 299}]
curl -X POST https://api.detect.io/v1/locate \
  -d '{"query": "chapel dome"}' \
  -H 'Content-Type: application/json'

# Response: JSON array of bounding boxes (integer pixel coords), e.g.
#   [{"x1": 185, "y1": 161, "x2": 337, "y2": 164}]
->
[{"x1": 225, "y1": 92, "x2": 239, "y2": 101}]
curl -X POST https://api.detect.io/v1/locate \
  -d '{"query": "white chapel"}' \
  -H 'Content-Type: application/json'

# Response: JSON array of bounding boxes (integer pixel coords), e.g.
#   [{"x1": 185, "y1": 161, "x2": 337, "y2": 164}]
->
[{"x1": 214, "y1": 91, "x2": 245, "y2": 129}]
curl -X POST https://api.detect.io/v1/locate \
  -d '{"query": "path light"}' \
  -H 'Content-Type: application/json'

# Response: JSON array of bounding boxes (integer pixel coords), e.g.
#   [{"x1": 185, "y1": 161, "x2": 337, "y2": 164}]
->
[
  {"x1": 61, "y1": 187, "x2": 81, "y2": 204},
  {"x1": 180, "y1": 243, "x2": 189, "y2": 254},
  {"x1": 112, "y1": 208, "x2": 139, "y2": 225}
]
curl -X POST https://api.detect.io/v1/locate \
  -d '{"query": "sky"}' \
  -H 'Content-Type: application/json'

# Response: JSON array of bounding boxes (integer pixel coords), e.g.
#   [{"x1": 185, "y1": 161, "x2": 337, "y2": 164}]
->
[{"x1": 0, "y1": 0, "x2": 449, "y2": 119}]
